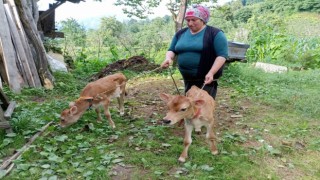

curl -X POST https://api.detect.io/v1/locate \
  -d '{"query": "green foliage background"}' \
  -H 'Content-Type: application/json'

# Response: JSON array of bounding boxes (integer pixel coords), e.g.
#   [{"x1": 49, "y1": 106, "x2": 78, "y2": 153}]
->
[{"x1": 44, "y1": 0, "x2": 320, "y2": 70}]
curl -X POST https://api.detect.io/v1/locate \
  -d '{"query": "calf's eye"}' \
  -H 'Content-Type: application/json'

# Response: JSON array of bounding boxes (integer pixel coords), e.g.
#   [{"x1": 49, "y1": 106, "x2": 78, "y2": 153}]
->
[{"x1": 180, "y1": 108, "x2": 187, "y2": 112}]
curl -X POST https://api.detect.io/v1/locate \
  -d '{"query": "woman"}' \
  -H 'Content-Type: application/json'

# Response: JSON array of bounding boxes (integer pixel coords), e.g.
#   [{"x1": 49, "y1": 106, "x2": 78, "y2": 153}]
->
[{"x1": 161, "y1": 4, "x2": 228, "y2": 99}]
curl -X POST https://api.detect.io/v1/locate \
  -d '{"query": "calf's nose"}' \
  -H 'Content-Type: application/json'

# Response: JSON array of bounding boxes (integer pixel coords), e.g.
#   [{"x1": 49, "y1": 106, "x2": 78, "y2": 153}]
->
[{"x1": 162, "y1": 119, "x2": 171, "y2": 124}]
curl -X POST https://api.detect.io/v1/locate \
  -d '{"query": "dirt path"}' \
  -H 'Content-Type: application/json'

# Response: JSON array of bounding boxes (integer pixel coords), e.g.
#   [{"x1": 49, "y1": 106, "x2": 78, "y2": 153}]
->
[
  {"x1": 124, "y1": 76, "x2": 248, "y2": 136},
  {"x1": 109, "y1": 76, "x2": 250, "y2": 179}
]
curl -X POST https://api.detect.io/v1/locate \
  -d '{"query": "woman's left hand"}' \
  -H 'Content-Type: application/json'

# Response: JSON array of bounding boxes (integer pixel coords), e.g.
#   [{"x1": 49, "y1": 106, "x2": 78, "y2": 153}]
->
[{"x1": 204, "y1": 72, "x2": 214, "y2": 84}]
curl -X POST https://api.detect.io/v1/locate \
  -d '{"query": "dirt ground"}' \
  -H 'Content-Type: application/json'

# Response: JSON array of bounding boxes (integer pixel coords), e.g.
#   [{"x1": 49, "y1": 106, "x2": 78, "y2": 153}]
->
[
  {"x1": 110, "y1": 74, "x2": 308, "y2": 180},
  {"x1": 124, "y1": 75, "x2": 245, "y2": 131},
  {"x1": 93, "y1": 57, "x2": 249, "y2": 179},
  {"x1": 109, "y1": 74, "x2": 249, "y2": 179},
  {"x1": 90, "y1": 57, "x2": 248, "y2": 178},
  {"x1": 93, "y1": 56, "x2": 245, "y2": 129}
]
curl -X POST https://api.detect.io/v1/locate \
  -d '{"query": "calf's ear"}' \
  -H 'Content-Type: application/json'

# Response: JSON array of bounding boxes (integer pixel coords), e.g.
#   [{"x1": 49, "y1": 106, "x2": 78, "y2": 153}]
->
[
  {"x1": 194, "y1": 99, "x2": 205, "y2": 107},
  {"x1": 159, "y1": 93, "x2": 172, "y2": 102},
  {"x1": 69, "y1": 101, "x2": 75, "y2": 107},
  {"x1": 69, "y1": 106, "x2": 78, "y2": 115}
]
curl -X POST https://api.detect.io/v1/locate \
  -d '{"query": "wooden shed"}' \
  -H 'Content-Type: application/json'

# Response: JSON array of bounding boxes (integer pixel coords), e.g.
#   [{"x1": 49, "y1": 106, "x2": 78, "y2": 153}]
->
[{"x1": 38, "y1": 3, "x2": 64, "y2": 39}]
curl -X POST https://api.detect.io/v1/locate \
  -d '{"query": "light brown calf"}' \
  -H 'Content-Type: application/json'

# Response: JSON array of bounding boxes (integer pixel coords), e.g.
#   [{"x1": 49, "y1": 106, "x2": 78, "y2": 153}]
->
[
  {"x1": 60, "y1": 73, "x2": 126, "y2": 128},
  {"x1": 159, "y1": 85, "x2": 218, "y2": 162}
]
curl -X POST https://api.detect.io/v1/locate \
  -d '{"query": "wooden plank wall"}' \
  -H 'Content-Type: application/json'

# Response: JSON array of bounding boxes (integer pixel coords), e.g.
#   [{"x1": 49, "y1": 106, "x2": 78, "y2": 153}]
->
[{"x1": 0, "y1": 0, "x2": 42, "y2": 93}]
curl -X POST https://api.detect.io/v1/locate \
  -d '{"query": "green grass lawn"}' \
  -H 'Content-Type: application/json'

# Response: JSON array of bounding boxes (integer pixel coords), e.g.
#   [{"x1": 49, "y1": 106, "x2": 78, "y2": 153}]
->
[{"x1": 1, "y1": 64, "x2": 319, "y2": 179}]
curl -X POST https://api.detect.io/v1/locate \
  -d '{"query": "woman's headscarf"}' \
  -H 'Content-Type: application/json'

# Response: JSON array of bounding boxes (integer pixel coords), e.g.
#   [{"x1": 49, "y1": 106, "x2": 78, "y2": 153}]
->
[{"x1": 185, "y1": 4, "x2": 210, "y2": 23}]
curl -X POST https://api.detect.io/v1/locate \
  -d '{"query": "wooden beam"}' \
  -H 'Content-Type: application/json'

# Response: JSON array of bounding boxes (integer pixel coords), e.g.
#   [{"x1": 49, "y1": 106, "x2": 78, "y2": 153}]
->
[
  {"x1": 15, "y1": 0, "x2": 54, "y2": 89},
  {"x1": 39, "y1": 1, "x2": 65, "y2": 21},
  {"x1": 7, "y1": 0, "x2": 42, "y2": 88},
  {"x1": 45, "y1": 31, "x2": 65, "y2": 38},
  {"x1": 0, "y1": 1, "x2": 23, "y2": 93},
  {"x1": 0, "y1": 121, "x2": 11, "y2": 129},
  {"x1": 4, "y1": 4, "x2": 37, "y2": 87},
  {"x1": 0, "y1": 121, "x2": 53, "y2": 170},
  {"x1": 4, "y1": 101, "x2": 16, "y2": 119}
]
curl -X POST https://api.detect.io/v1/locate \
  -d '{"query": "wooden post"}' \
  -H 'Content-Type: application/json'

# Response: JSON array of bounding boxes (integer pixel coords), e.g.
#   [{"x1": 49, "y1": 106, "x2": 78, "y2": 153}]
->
[
  {"x1": 7, "y1": 0, "x2": 42, "y2": 88},
  {"x1": 4, "y1": 3, "x2": 39, "y2": 87},
  {"x1": 14, "y1": 0, "x2": 54, "y2": 90},
  {"x1": 0, "y1": 121, "x2": 11, "y2": 129},
  {"x1": 0, "y1": 121, "x2": 53, "y2": 171},
  {"x1": 0, "y1": 0, "x2": 23, "y2": 93}
]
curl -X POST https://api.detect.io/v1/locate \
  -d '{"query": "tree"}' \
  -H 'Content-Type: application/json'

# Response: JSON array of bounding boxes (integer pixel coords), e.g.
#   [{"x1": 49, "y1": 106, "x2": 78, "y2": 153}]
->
[
  {"x1": 295, "y1": 0, "x2": 320, "y2": 13},
  {"x1": 59, "y1": 18, "x2": 86, "y2": 59},
  {"x1": 246, "y1": 0, "x2": 264, "y2": 5},
  {"x1": 132, "y1": 17, "x2": 173, "y2": 61},
  {"x1": 115, "y1": 0, "x2": 217, "y2": 32},
  {"x1": 15, "y1": 0, "x2": 54, "y2": 89},
  {"x1": 86, "y1": 29, "x2": 104, "y2": 60},
  {"x1": 235, "y1": 6, "x2": 253, "y2": 23},
  {"x1": 241, "y1": 0, "x2": 247, "y2": 6},
  {"x1": 216, "y1": 5, "x2": 234, "y2": 22},
  {"x1": 99, "y1": 17, "x2": 123, "y2": 44},
  {"x1": 114, "y1": 0, "x2": 161, "y2": 19}
]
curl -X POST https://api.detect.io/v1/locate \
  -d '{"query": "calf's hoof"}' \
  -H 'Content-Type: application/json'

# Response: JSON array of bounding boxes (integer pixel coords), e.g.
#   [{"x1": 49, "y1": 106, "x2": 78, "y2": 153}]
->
[
  {"x1": 178, "y1": 156, "x2": 186, "y2": 163},
  {"x1": 211, "y1": 150, "x2": 219, "y2": 155},
  {"x1": 119, "y1": 111, "x2": 125, "y2": 116}
]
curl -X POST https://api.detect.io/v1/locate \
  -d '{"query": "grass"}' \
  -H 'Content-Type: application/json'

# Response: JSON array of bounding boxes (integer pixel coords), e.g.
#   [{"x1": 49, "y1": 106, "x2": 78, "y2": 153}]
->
[
  {"x1": 1, "y1": 63, "x2": 320, "y2": 179},
  {"x1": 221, "y1": 63, "x2": 320, "y2": 119}
]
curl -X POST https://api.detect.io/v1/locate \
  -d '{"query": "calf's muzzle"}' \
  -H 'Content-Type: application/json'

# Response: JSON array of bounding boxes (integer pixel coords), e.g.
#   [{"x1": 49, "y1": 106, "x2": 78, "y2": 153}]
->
[{"x1": 162, "y1": 119, "x2": 171, "y2": 124}]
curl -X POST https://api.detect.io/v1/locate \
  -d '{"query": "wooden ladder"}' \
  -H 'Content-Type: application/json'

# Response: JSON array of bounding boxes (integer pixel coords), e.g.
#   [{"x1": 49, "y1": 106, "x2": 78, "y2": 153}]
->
[{"x1": 0, "y1": 89, "x2": 16, "y2": 133}]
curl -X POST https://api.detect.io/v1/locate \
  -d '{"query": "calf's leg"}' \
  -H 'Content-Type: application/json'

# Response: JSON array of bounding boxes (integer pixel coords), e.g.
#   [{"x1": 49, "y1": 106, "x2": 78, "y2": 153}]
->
[
  {"x1": 118, "y1": 84, "x2": 126, "y2": 116},
  {"x1": 179, "y1": 123, "x2": 193, "y2": 162},
  {"x1": 206, "y1": 121, "x2": 218, "y2": 155},
  {"x1": 95, "y1": 108, "x2": 103, "y2": 123},
  {"x1": 117, "y1": 95, "x2": 124, "y2": 116},
  {"x1": 103, "y1": 100, "x2": 115, "y2": 128}
]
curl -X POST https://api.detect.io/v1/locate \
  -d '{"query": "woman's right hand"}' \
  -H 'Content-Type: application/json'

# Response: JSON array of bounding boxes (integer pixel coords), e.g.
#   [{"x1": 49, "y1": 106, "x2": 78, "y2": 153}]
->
[{"x1": 161, "y1": 59, "x2": 172, "y2": 68}]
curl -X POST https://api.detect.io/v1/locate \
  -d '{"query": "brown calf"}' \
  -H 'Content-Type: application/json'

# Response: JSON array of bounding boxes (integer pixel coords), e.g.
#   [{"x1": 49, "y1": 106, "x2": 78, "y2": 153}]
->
[
  {"x1": 159, "y1": 85, "x2": 218, "y2": 162},
  {"x1": 60, "y1": 73, "x2": 126, "y2": 128}
]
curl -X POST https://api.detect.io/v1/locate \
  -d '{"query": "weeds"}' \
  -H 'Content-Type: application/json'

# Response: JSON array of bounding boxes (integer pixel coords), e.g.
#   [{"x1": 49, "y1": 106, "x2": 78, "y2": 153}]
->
[
  {"x1": 1, "y1": 62, "x2": 319, "y2": 179},
  {"x1": 221, "y1": 63, "x2": 320, "y2": 119}
]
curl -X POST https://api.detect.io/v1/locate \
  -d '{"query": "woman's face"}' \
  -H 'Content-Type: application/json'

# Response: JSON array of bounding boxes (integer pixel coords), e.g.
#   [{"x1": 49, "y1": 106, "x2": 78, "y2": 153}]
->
[{"x1": 185, "y1": 17, "x2": 205, "y2": 33}]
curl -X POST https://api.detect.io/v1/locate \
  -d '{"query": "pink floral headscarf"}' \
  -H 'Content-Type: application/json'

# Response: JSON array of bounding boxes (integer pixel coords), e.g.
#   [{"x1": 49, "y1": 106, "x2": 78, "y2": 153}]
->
[{"x1": 185, "y1": 4, "x2": 210, "y2": 23}]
